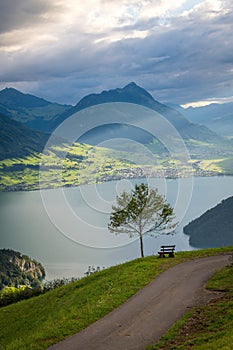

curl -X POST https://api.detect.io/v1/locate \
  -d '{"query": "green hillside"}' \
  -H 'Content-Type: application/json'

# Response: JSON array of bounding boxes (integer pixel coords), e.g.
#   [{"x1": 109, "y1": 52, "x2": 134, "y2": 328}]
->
[
  {"x1": 0, "y1": 142, "x2": 158, "y2": 191},
  {"x1": 0, "y1": 113, "x2": 49, "y2": 160},
  {"x1": 0, "y1": 247, "x2": 232, "y2": 350},
  {"x1": 2, "y1": 140, "x2": 233, "y2": 192}
]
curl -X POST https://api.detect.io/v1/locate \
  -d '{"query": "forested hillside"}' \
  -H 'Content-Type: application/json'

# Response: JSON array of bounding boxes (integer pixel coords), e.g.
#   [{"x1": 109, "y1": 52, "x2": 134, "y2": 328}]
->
[
  {"x1": 0, "y1": 113, "x2": 49, "y2": 160},
  {"x1": 184, "y1": 196, "x2": 233, "y2": 247},
  {"x1": 0, "y1": 249, "x2": 45, "y2": 290},
  {"x1": 0, "y1": 87, "x2": 71, "y2": 131}
]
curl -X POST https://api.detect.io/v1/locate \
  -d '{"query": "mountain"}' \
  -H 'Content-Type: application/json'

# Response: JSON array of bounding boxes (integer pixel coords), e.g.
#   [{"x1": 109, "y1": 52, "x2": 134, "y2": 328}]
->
[
  {"x1": 56, "y1": 82, "x2": 198, "y2": 130},
  {"x1": 0, "y1": 88, "x2": 71, "y2": 132},
  {"x1": 184, "y1": 196, "x2": 233, "y2": 248},
  {"x1": 0, "y1": 249, "x2": 45, "y2": 290},
  {"x1": 52, "y1": 82, "x2": 227, "y2": 149},
  {"x1": 0, "y1": 84, "x2": 231, "y2": 158},
  {"x1": 0, "y1": 112, "x2": 50, "y2": 160},
  {"x1": 180, "y1": 102, "x2": 233, "y2": 137}
]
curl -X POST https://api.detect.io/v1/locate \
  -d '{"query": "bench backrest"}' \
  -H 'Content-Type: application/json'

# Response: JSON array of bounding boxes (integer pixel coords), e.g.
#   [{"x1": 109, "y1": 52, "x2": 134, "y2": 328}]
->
[
  {"x1": 160, "y1": 245, "x2": 175, "y2": 252},
  {"x1": 160, "y1": 245, "x2": 175, "y2": 249}
]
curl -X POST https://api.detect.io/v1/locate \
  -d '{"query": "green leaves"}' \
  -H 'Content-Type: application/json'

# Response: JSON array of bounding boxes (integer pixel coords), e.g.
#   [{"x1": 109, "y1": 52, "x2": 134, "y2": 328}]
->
[{"x1": 108, "y1": 183, "x2": 178, "y2": 257}]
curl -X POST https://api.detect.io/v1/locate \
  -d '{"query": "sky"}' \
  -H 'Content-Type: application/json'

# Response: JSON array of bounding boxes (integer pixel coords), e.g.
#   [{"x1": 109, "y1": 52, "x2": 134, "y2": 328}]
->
[{"x1": 0, "y1": 0, "x2": 233, "y2": 106}]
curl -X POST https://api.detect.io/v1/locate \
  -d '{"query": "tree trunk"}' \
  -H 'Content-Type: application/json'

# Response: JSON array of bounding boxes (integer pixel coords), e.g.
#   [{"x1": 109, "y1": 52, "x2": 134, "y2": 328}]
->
[{"x1": 139, "y1": 232, "x2": 144, "y2": 258}]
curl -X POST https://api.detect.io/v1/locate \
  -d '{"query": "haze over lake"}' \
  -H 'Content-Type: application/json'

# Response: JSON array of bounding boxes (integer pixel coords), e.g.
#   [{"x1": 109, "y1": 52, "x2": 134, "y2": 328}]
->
[{"x1": 1, "y1": 176, "x2": 233, "y2": 280}]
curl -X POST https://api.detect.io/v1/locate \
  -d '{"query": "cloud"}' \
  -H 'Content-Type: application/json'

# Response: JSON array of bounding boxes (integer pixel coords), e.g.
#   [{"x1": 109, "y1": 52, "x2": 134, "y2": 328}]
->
[
  {"x1": 0, "y1": 0, "x2": 63, "y2": 34},
  {"x1": 0, "y1": 0, "x2": 232, "y2": 105},
  {"x1": 182, "y1": 95, "x2": 233, "y2": 108}
]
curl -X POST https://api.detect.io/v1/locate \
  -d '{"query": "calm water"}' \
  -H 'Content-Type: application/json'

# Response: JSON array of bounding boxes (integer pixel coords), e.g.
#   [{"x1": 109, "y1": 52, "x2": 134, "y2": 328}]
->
[{"x1": 0, "y1": 176, "x2": 233, "y2": 280}]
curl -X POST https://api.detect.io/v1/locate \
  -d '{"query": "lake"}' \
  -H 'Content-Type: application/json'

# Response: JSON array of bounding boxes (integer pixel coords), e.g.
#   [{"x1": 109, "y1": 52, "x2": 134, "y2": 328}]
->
[{"x1": 0, "y1": 176, "x2": 233, "y2": 280}]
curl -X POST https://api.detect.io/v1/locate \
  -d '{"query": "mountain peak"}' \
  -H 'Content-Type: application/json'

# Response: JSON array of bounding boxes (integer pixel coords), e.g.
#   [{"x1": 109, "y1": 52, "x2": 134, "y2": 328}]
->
[
  {"x1": 124, "y1": 82, "x2": 138, "y2": 88},
  {"x1": 0, "y1": 87, "x2": 51, "y2": 108},
  {"x1": 74, "y1": 82, "x2": 158, "y2": 111},
  {"x1": 122, "y1": 82, "x2": 155, "y2": 100},
  {"x1": 2, "y1": 87, "x2": 18, "y2": 92}
]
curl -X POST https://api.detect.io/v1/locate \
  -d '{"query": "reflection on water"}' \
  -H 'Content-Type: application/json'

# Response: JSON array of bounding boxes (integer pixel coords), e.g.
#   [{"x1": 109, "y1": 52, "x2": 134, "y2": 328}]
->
[{"x1": 0, "y1": 176, "x2": 233, "y2": 280}]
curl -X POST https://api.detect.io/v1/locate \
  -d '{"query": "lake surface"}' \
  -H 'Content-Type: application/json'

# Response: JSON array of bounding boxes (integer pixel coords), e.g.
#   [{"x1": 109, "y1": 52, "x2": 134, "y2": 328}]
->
[{"x1": 1, "y1": 176, "x2": 233, "y2": 280}]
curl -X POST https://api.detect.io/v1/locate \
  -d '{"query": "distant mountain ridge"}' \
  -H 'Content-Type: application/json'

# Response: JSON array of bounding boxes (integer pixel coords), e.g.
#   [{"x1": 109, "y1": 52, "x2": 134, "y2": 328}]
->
[
  {"x1": 0, "y1": 87, "x2": 71, "y2": 132},
  {"x1": 53, "y1": 82, "x2": 227, "y2": 148},
  {"x1": 0, "y1": 83, "x2": 231, "y2": 160},
  {"x1": 56, "y1": 82, "x2": 193, "y2": 130},
  {"x1": 180, "y1": 102, "x2": 233, "y2": 137},
  {"x1": 184, "y1": 196, "x2": 233, "y2": 248},
  {"x1": 0, "y1": 87, "x2": 51, "y2": 108}
]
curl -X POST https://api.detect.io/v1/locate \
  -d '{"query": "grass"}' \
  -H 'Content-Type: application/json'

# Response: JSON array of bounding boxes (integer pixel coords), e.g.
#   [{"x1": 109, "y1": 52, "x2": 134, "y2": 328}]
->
[
  {"x1": 0, "y1": 143, "x2": 143, "y2": 191},
  {"x1": 198, "y1": 159, "x2": 224, "y2": 173},
  {"x1": 217, "y1": 157, "x2": 233, "y2": 175},
  {"x1": 3, "y1": 143, "x2": 232, "y2": 191},
  {"x1": 0, "y1": 141, "x2": 196, "y2": 191},
  {"x1": 147, "y1": 252, "x2": 233, "y2": 350},
  {"x1": 0, "y1": 247, "x2": 232, "y2": 350}
]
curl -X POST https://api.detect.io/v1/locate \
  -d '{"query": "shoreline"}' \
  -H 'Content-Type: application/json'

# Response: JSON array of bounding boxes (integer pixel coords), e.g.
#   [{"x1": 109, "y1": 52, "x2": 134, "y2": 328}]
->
[{"x1": 0, "y1": 172, "x2": 226, "y2": 193}]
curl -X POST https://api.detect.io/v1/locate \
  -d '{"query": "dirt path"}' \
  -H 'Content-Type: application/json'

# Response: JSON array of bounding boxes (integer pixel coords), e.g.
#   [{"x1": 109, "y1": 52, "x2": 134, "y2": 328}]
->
[{"x1": 48, "y1": 254, "x2": 230, "y2": 350}]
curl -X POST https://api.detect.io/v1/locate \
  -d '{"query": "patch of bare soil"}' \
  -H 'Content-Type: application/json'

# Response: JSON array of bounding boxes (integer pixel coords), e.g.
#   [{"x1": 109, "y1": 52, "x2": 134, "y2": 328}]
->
[{"x1": 156, "y1": 294, "x2": 228, "y2": 350}]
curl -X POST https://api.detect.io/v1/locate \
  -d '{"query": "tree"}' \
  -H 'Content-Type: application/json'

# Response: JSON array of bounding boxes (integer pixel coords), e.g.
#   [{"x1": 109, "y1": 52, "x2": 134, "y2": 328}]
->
[{"x1": 108, "y1": 183, "x2": 177, "y2": 258}]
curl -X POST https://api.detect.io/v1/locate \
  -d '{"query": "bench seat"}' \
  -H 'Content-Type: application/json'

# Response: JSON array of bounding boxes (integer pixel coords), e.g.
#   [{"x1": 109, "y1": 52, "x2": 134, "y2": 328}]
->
[{"x1": 158, "y1": 245, "x2": 175, "y2": 258}]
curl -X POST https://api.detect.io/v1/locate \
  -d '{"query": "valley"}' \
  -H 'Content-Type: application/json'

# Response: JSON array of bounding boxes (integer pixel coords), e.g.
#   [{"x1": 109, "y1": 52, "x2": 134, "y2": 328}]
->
[
  {"x1": 1, "y1": 142, "x2": 227, "y2": 192},
  {"x1": 0, "y1": 83, "x2": 233, "y2": 192}
]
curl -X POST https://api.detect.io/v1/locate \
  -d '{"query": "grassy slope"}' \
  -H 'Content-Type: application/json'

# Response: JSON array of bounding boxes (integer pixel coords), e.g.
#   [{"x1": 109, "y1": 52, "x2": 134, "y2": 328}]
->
[
  {"x1": 2, "y1": 151, "x2": 233, "y2": 192},
  {"x1": 0, "y1": 142, "x2": 196, "y2": 191},
  {"x1": 0, "y1": 113, "x2": 49, "y2": 160},
  {"x1": 3, "y1": 140, "x2": 233, "y2": 192},
  {"x1": 0, "y1": 143, "x2": 140, "y2": 190},
  {"x1": 0, "y1": 247, "x2": 232, "y2": 350},
  {"x1": 147, "y1": 257, "x2": 233, "y2": 350},
  {"x1": 1, "y1": 126, "x2": 233, "y2": 192}
]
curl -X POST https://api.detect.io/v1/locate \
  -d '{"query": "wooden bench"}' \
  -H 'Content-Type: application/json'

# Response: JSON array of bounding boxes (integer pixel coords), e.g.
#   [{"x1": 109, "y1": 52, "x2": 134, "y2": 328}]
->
[{"x1": 158, "y1": 245, "x2": 175, "y2": 258}]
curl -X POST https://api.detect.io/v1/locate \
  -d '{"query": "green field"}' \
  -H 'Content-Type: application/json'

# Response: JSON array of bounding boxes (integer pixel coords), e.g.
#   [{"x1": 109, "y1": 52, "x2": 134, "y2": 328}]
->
[
  {"x1": 2, "y1": 139, "x2": 232, "y2": 192},
  {"x1": 0, "y1": 247, "x2": 232, "y2": 350},
  {"x1": 0, "y1": 142, "x2": 195, "y2": 191}
]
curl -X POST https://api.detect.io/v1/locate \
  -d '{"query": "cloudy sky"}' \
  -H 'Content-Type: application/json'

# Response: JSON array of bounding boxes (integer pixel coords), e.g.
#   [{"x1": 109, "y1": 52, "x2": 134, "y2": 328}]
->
[{"x1": 0, "y1": 0, "x2": 232, "y2": 106}]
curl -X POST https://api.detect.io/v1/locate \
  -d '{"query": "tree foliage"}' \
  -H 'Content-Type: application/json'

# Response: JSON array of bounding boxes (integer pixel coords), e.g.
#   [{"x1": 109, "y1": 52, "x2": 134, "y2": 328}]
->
[
  {"x1": 0, "y1": 249, "x2": 46, "y2": 291},
  {"x1": 108, "y1": 183, "x2": 177, "y2": 257}
]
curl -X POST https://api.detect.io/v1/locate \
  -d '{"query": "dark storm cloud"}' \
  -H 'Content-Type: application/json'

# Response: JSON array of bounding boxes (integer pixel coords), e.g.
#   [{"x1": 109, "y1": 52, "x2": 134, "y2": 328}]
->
[
  {"x1": 0, "y1": 1, "x2": 232, "y2": 105},
  {"x1": 86, "y1": 8, "x2": 233, "y2": 104},
  {"x1": 0, "y1": 0, "x2": 61, "y2": 34}
]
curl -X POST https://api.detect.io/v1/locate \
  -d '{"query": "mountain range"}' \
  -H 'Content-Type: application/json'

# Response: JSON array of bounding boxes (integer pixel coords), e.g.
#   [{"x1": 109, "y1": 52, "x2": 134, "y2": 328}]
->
[
  {"x1": 0, "y1": 83, "x2": 231, "y2": 159},
  {"x1": 0, "y1": 81, "x2": 233, "y2": 190},
  {"x1": 180, "y1": 102, "x2": 233, "y2": 137},
  {"x1": 52, "y1": 82, "x2": 228, "y2": 149},
  {"x1": 0, "y1": 87, "x2": 70, "y2": 132}
]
